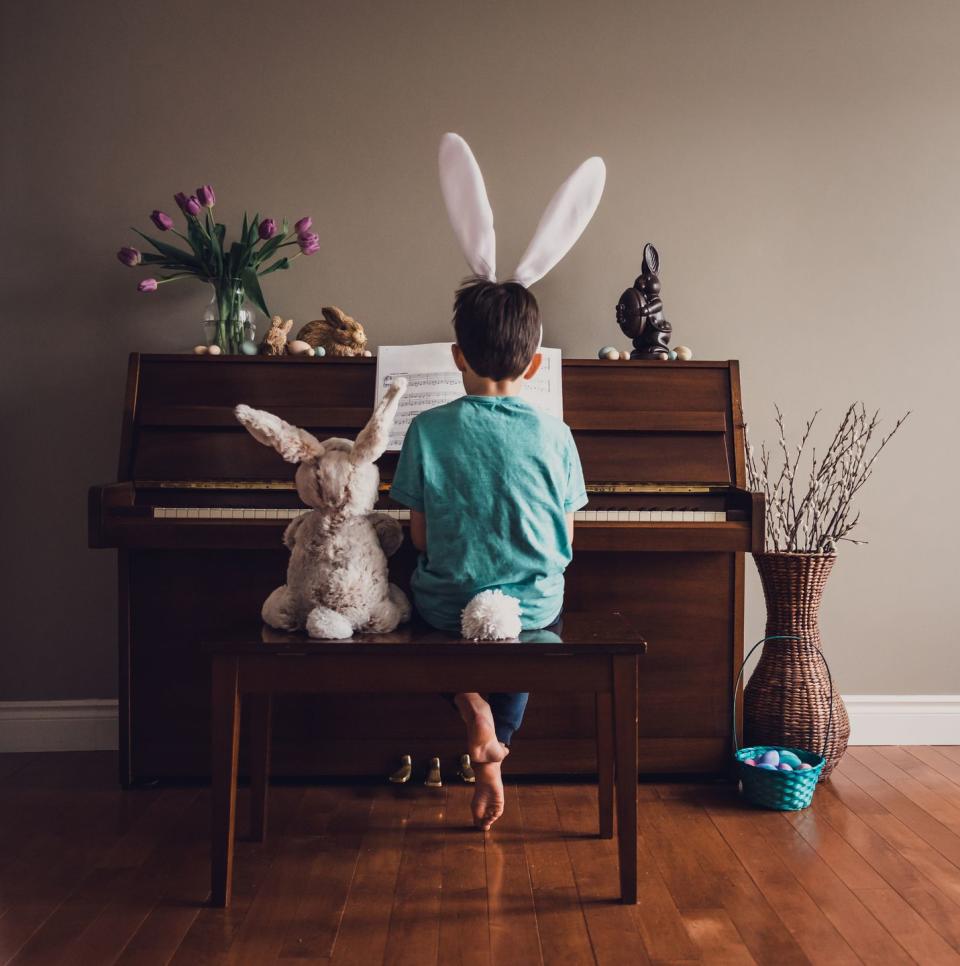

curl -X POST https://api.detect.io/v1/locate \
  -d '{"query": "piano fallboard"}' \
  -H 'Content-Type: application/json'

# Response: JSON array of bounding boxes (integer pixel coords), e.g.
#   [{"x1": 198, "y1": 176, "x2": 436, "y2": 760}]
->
[{"x1": 90, "y1": 354, "x2": 762, "y2": 784}]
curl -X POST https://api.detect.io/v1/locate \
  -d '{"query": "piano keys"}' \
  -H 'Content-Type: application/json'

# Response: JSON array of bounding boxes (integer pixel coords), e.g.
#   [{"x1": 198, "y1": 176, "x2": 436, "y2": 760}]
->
[{"x1": 89, "y1": 353, "x2": 763, "y2": 785}]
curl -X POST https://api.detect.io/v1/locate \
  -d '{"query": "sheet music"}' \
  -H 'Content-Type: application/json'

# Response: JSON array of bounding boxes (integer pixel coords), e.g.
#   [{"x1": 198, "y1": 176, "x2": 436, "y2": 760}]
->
[{"x1": 375, "y1": 343, "x2": 563, "y2": 451}]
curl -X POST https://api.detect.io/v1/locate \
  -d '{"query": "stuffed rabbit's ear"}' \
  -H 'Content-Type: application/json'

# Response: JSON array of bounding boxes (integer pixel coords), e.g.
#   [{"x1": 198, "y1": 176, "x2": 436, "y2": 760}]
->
[
  {"x1": 350, "y1": 377, "x2": 407, "y2": 466},
  {"x1": 510, "y1": 156, "x2": 606, "y2": 288},
  {"x1": 438, "y1": 133, "x2": 497, "y2": 281},
  {"x1": 235, "y1": 404, "x2": 324, "y2": 463}
]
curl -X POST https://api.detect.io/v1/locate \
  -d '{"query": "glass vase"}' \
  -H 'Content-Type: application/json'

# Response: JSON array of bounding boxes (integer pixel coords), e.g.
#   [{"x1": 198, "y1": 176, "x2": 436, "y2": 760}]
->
[{"x1": 202, "y1": 279, "x2": 258, "y2": 354}]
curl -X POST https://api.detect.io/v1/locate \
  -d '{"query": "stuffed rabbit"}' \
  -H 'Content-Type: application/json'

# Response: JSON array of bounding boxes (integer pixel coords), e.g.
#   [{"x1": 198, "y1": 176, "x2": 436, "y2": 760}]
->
[{"x1": 235, "y1": 378, "x2": 411, "y2": 639}]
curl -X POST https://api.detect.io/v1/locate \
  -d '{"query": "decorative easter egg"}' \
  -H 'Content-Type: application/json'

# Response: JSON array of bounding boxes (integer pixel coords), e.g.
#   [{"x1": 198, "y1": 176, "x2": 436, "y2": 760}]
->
[
  {"x1": 363, "y1": 349, "x2": 373, "y2": 357},
  {"x1": 779, "y1": 751, "x2": 802, "y2": 769},
  {"x1": 778, "y1": 763, "x2": 793, "y2": 771},
  {"x1": 240, "y1": 340, "x2": 258, "y2": 356},
  {"x1": 759, "y1": 750, "x2": 780, "y2": 767},
  {"x1": 314, "y1": 345, "x2": 326, "y2": 357},
  {"x1": 620, "y1": 349, "x2": 631, "y2": 360},
  {"x1": 674, "y1": 345, "x2": 693, "y2": 361},
  {"x1": 287, "y1": 339, "x2": 313, "y2": 356},
  {"x1": 757, "y1": 763, "x2": 777, "y2": 770},
  {"x1": 598, "y1": 345, "x2": 619, "y2": 360},
  {"x1": 206, "y1": 344, "x2": 222, "y2": 356},
  {"x1": 799, "y1": 762, "x2": 814, "y2": 771},
  {"x1": 742, "y1": 758, "x2": 756, "y2": 767},
  {"x1": 193, "y1": 344, "x2": 208, "y2": 355},
  {"x1": 668, "y1": 349, "x2": 677, "y2": 360}
]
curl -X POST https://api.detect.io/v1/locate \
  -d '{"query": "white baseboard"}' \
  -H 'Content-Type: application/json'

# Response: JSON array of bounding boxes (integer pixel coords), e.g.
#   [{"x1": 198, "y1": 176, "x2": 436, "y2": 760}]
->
[
  {"x1": 0, "y1": 700, "x2": 119, "y2": 752},
  {"x1": 845, "y1": 695, "x2": 960, "y2": 745},
  {"x1": 0, "y1": 696, "x2": 956, "y2": 753}
]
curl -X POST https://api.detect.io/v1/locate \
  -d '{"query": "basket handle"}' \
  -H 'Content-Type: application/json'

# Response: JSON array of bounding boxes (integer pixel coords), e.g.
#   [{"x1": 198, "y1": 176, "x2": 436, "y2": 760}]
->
[{"x1": 732, "y1": 635, "x2": 835, "y2": 759}]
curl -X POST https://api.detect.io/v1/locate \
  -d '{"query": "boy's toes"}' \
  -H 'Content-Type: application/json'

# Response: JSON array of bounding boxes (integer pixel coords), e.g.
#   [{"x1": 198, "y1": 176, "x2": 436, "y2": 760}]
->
[{"x1": 471, "y1": 763, "x2": 505, "y2": 831}]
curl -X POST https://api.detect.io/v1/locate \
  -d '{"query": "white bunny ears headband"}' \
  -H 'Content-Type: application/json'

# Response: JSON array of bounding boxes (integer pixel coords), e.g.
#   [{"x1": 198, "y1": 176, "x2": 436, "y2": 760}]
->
[{"x1": 438, "y1": 132, "x2": 606, "y2": 288}]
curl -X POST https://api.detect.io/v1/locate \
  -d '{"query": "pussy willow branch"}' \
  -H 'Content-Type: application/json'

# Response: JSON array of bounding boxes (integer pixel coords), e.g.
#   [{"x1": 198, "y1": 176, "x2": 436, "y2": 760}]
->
[{"x1": 746, "y1": 404, "x2": 909, "y2": 554}]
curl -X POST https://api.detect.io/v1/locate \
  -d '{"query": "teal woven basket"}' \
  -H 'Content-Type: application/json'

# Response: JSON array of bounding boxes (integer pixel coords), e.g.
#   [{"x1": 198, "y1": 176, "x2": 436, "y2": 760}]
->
[{"x1": 733, "y1": 636, "x2": 833, "y2": 811}]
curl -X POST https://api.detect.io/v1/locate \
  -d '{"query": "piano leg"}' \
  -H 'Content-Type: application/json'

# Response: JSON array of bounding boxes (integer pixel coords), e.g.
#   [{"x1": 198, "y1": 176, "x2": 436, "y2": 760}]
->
[
  {"x1": 595, "y1": 692, "x2": 614, "y2": 839},
  {"x1": 211, "y1": 656, "x2": 240, "y2": 908},
  {"x1": 613, "y1": 654, "x2": 639, "y2": 904},
  {"x1": 248, "y1": 693, "x2": 272, "y2": 843}
]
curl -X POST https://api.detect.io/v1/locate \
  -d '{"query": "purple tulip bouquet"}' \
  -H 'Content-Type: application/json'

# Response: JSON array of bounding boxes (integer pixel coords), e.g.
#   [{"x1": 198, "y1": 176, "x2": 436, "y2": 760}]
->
[{"x1": 117, "y1": 185, "x2": 320, "y2": 353}]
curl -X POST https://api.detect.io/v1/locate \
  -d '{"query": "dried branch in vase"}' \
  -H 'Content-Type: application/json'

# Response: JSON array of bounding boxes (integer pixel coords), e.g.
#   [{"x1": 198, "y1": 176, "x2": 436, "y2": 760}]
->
[{"x1": 746, "y1": 403, "x2": 909, "y2": 554}]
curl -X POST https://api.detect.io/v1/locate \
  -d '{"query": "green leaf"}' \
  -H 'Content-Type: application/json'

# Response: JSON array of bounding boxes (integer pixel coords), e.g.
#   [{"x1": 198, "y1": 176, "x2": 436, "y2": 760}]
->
[
  {"x1": 259, "y1": 256, "x2": 290, "y2": 276},
  {"x1": 252, "y1": 233, "x2": 286, "y2": 266},
  {"x1": 242, "y1": 267, "x2": 270, "y2": 316},
  {"x1": 132, "y1": 229, "x2": 203, "y2": 270}
]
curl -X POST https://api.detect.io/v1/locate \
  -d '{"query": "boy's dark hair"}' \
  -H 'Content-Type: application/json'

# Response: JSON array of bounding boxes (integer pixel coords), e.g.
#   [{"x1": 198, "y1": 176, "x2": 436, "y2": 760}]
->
[{"x1": 453, "y1": 279, "x2": 541, "y2": 381}]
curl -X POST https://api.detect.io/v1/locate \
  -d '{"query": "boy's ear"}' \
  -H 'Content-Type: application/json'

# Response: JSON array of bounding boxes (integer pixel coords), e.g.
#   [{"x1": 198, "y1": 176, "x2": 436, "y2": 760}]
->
[
  {"x1": 451, "y1": 343, "x2": 468, "y2": 373},
  {"x1": 523, "y1": 352, "x2": 543, "y2": 381}
]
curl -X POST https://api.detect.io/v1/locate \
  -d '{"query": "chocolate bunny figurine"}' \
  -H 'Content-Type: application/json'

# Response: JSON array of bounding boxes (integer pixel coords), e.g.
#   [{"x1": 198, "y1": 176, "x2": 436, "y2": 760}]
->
[{"x1": 616, "y1": 243, "x2": 672, "y2": 359}]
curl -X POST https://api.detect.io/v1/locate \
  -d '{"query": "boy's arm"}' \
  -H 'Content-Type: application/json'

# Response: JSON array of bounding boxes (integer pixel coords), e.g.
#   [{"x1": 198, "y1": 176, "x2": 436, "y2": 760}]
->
[
  {"x1": 410, "y1": 510, "x2": 427, "y2": 551},
  {"x1": 566, "y1": 512, "x2": 574, "y2": 545}
]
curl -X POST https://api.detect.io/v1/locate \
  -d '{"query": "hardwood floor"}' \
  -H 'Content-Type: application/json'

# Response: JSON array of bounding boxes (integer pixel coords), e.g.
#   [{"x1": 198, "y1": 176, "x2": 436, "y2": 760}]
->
[{"x1": 2, "y1": 749, "x2": 960, "y2": 965}]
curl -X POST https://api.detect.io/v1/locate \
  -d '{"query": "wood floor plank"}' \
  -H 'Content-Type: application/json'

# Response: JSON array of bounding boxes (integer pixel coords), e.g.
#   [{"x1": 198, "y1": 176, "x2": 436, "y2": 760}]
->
[
  {"x1": 883, "y1": 746, "x2": 960, "y2": 797},
  {"x1": 703, "y1": 794, "x2": 861, "y2": 965},
  {"x1": 904, "y1": 747, "x2": 960, "y2": 791},
  {"x1": 169, "y1": 785, "x2": 307, "y2": 966},
  {"x1": 327, "y1": 786, "x2": 413, "y2": 966},
  {"x1": 655, "y1": 788, "x2": 809, "y2": 966},
  {"x1": 518, "y1": 784, "x2": 596, "y2": 966},
  {"x1": 438, "y1": 785, "x2": 492, "y2": 966},
  {"x1": 553, "y1": 783, "x2": 651, "y2": 966},
  {"x1": 382, "y1": 792, "x2": 446, "y2": 966},
  {"x1": 839, "y1": 753, "x2": 960, "y2": 869},
  {"x1": 853, "y1": 888, "x2": 960, "y2": 965},
  {"x1": 936, "y1": 747, "x2": 960, "y2": 766},
  {"x1": 853, "y1": 747, "x2": 960, "y2": 836},
  {"x1": 278, "y1": 788, "x2": 374, "y2": 960},
  {"x1": 814, "y1": 775, "x2": 960, "y2": 949},
  {"x1": 485, "y1": 782, "x2": 543, "y2": 966}
]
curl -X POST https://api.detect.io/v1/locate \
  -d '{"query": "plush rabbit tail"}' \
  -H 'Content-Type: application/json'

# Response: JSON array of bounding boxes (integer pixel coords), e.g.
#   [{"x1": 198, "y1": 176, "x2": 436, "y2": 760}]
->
[
  {"x1": 438, "y1": 132, "x2": 606, "y2": 288},
  {"x1": 461, "y1": 590, "x2": 522, "y2": 641}
]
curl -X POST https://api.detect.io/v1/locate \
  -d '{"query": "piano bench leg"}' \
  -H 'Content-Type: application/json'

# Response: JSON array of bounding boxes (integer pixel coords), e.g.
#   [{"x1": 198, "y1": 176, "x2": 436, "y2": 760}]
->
[
  {"x1": 210, "y1": 657, "x2": 240, "y2": 908},
  {"x1": 596, "y1": 691, "x2": 614, "y2": 839},
  {"x1": 248, "y1": 693, "x2": 272, "y2": 843}
]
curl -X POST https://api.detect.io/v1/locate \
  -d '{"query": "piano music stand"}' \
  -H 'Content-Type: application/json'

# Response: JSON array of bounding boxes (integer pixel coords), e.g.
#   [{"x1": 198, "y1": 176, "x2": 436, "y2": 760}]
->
[{"x1": 205, "y1": 615, "x2": 646, "y2": 907}]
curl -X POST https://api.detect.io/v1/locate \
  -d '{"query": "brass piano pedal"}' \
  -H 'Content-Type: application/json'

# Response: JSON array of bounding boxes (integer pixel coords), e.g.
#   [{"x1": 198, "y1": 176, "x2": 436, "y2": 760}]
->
[
  {"x1": 388, "y1": 754, "x2": 412, "y2": 784},
  {"x1": 424, "y1": 756, "x2": 443, "y2": 788},
  {"x1": 458, "y1": 753, "x2": 476, "y2": 784}
]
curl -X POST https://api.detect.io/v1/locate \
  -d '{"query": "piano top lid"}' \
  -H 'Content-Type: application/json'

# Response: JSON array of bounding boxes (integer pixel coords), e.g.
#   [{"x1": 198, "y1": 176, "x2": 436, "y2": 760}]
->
[{"x1": 118, "y1": 354, "x2": 746, "y2": 489}]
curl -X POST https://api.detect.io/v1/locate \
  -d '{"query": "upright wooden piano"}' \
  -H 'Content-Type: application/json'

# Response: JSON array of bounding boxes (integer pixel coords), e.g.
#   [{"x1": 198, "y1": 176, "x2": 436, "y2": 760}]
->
[{"x1": 89, "y1": 354, "x2": 763, "y2": 786}]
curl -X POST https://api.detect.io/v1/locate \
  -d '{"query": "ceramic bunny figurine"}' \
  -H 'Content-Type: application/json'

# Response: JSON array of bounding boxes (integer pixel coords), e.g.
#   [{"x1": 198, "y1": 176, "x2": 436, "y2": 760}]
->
[{"x1": 235, "y1": 378, "x2": 411, "y2": 639}]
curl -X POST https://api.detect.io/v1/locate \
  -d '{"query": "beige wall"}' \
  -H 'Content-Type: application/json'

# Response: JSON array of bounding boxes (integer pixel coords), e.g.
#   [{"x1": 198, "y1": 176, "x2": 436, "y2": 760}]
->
[{"x1": 1, "y1": 0, "x2": 956, "y2": 700}]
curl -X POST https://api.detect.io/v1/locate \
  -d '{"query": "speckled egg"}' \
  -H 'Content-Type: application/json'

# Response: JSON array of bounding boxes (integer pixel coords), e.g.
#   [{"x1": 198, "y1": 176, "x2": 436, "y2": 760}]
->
[
  {"x1": 314, "y1": 345, "x2": 326, "y2": 357},
  {"x1": 206, "y1": 344, "x2": 222, "y2": 356},
  {"x1": 287, "y1": 339, "x2": 313, "y2": 356},
  {"x1": 240, "y1": 340, "x2": 258, "y2": 356},
  {"x1": 363, "y1": 349, "x2": 373, "y2": 357},
  {"x1": 598, "y1": 345, "x2": 619, "y2": 360},
  {"x1": 193, "y1": 344, "x2": 208, "y2": 355},
  {"x1": 667, "y1": 349, "x2": 677, "y2": 360},
  {"x1": 758, "y1": 750, "x2": 780, "y2": 767},
  {"x1": 674, "y1": 345, "x2": 693, "y2": 361}
]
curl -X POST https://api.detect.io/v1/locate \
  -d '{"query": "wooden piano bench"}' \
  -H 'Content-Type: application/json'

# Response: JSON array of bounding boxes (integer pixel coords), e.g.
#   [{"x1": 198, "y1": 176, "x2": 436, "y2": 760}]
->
[{"x1": 205, "y1": 614, "x2": 646, "y2": 907}]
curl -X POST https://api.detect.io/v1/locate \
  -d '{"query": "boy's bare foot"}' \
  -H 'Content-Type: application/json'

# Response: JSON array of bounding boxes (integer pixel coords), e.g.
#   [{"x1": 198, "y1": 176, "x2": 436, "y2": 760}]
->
[
  {"x1": 454, "y1": 693, "x2": 509, "y2": 764},
  {"x1": 472, "y1": 761, "x2": 505, "y2": 830}
]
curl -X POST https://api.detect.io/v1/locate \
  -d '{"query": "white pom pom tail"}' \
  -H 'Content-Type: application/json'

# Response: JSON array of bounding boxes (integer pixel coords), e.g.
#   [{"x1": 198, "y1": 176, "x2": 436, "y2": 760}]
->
[{"x1": 461, "y1": 590, "x2": 522, "y2": 640}]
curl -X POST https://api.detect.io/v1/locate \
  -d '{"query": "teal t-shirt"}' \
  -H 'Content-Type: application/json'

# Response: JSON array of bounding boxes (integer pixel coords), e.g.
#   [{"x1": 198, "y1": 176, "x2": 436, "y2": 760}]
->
[{"x1": 390, "y1": 395, "x2": 588, "y2": 632}]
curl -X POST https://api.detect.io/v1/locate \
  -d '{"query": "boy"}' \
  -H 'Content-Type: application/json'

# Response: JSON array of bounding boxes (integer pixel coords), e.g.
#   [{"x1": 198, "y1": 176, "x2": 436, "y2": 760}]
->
[{"x1": 390, "y1": 279, "x2": 587, "y2": 830}]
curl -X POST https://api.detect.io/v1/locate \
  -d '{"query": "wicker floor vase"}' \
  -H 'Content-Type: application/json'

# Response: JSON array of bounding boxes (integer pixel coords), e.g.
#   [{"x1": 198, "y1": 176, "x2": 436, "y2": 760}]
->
[{"x1": 744, "y1": 552, "x2": 850, "y2": 779}]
